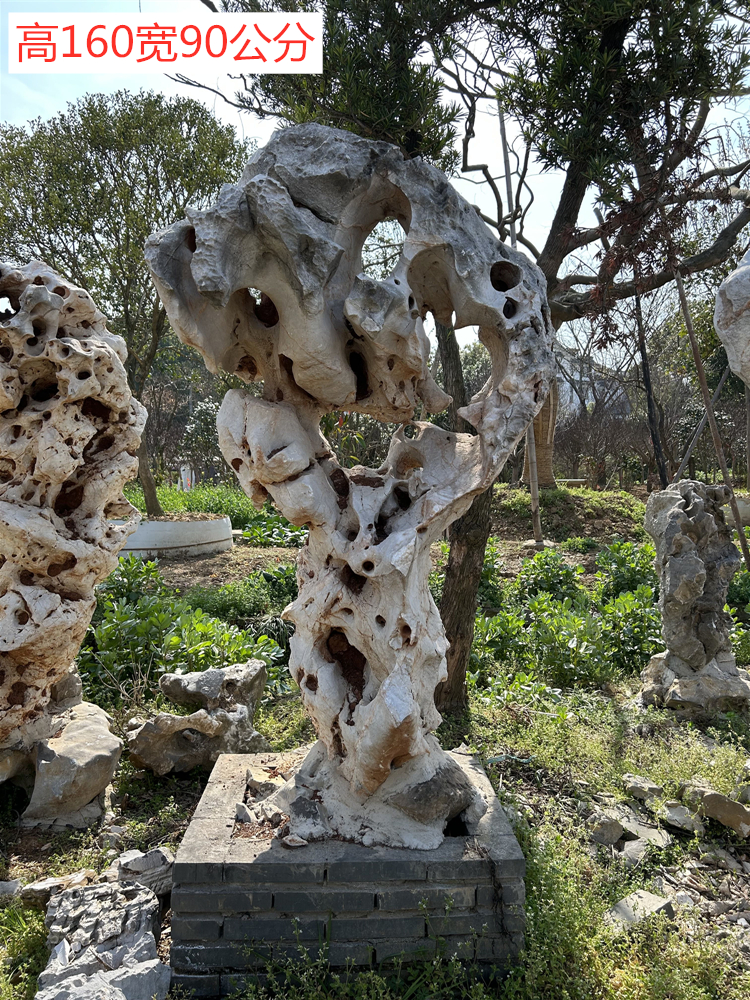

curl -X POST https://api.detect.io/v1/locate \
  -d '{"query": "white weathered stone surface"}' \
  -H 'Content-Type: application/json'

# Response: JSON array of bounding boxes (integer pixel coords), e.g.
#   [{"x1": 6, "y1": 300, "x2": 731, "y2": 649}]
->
[
  {"x1": 0, "y1": 878, "x2": 21, "y2": 898},
  {"x1": 127, "y1": 660, "x2": 269, "y2": 775},
  {"x1": 715, "y1": 248, "x2": 750, "y2": 385},
  {"x1": 641, "y1": 480, "x2": 750, "y2": 715},
  {"x1": 0, "y1": 261, "x2": 145, "y2": 750},
  {"x1": 146, "y1": 123, "x2": 555, "y2": 848},
  {"x1": 0, "y1": 261, "x2": 144, "y2": 830}
]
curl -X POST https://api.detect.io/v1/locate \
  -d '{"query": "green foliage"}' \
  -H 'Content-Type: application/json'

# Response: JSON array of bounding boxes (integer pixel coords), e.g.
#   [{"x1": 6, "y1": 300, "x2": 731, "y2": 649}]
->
[
  {"x1": 514, "y1": 549, "x2": 586, "y2": 604},
  {"x1": 186, "y1": 564, "x2": 298, "y2": 626},
  {"x1": 78, "y1": 557, "x2": 289, "y2": 705},
  {"x1": 595, "y1": 540, "x2": 658, "y2": 600},
  {"x1": 243, "y1": 509, "x2": 309, "y2": 548},
  {"x1": 559, "y1": 536, "x2": 598, "y2": 554},
  {"x1": 178, "y1": 399, "x2": 226, "y2": 482},
  {"x1": 470, "y1": 542, "x2": 662, "y2": 696},
  {"x1": 217, "y1": 1, "x2": 465, "y2": 170},
  {"x1": 496, "y1": 1, "x2": 750, "y2": 198},
  {"x1": 0, "y1": 903, "x2": 47, "y2": 1000},
  {"x1": 477, "y1": 538, "x2": 505, "y2": 610},
  {"x1": 728, "y1": 569, "x2": 750, "y2": 612}
]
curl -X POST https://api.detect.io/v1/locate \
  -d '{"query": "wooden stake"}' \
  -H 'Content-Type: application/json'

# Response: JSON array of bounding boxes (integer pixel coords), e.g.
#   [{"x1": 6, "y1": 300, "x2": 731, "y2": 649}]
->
[{"x1": 674, "y1": 270, "x2": 750, "y2": 571}]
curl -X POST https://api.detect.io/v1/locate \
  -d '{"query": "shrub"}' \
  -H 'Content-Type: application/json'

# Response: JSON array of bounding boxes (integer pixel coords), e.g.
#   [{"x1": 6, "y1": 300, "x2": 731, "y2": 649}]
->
[
  {"x1": 728, "y1": 569, "x2": 750, "y2": 612},
  {"x1": 186, "y1": 565, "x2": 298, "y2": 625},
  {"x1": 595, "y1": 540, "x2": 658, "y2": 600},
  {"x1": 560, "y1": 536, "x2": 598, "y2": 554},
  {"x1": 243, "y1": 508, "x2": 308, "y2": 548},
  {"x1": 477, "y1": 538, "x2": 505, "y2": 609},
  {"x1": 78, "y1": 557, "x2": 290, "y2": 705},
  {"x1": 597, "y1": 585, "x2": 663, "y2": 673},
  {"x1": 514, "y1": 549, "x2": 586, "y2": 604}
]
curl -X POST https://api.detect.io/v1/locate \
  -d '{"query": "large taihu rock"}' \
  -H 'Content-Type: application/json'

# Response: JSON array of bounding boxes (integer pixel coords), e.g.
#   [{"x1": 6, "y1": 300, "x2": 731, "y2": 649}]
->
[
  {"x1": 0, "y1": 261, "x2": 145, "y2": 820},
  {"x1": 641, "y1": 480, "x2": 750, "y2": 715},
  {"x1": 146, "y1": 123, "x2": 555, "y2": 848}
]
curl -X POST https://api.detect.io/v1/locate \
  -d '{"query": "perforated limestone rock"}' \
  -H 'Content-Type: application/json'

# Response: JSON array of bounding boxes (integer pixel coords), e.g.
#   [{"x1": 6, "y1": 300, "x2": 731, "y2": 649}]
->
[
  {"x1": 0, "y1": 261, "x2": 145, "y2": 815},
  {"x1": 146, "y1": 123, "x2": 555, "y2": 848},
  {"x1": 641, "y1": 480, "x2": 750, "y2": 716},
  {"x1": 715, "y1": 248, "x2": 750, "y2": 385}
]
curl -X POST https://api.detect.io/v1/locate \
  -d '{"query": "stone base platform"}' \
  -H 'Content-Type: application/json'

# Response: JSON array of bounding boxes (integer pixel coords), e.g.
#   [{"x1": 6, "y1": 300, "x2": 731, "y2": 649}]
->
[{"x1": 170, "y1": 752, "x2": 526, "y2": 997}]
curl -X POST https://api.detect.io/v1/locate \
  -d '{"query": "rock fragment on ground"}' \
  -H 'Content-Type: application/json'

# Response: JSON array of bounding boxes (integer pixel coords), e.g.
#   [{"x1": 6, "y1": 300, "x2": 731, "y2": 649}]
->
[
  {"x1": 657, "y1": 800, "x2": 705, "y2": 836},
  {"x1": 586, "y1": 808, "x2": 624, "y2": 845},
  {"x1": 116, "y1": 847, "x2": 174, "y2": 897},
  {"x1": 605, "y1": 890, "x2": 675, "y2": 930},
  {"x1": 21, "y1": 702, "x2": 122, "y2": 829},
  {"x1": 37, "y1": 881, "x2": 169, "y2": 1000},
  {"x1": 622, "y1": 773, "x2": 664, "y2": 799},
  {"x1": 681, "y1": 781, "x2": 750, "y2": 837},
  {"x1": 127, "y1": 661, "x2": 269, "y2": 775},
  {"x1": 21, "y1": 869, "x2": 96, "y2": 909}
]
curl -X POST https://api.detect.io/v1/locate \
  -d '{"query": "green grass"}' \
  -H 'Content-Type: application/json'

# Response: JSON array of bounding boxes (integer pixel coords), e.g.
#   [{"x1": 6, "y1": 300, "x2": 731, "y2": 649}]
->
[
  {"x1": 124, "y1": 482, "x2": 258, "y2": 529},
  {"x1": 492, "y1": 485, "x2": 647, "y2": 542},
  {"x1": 0, "y1": 903, "x2": 47, "y2": 1000}
]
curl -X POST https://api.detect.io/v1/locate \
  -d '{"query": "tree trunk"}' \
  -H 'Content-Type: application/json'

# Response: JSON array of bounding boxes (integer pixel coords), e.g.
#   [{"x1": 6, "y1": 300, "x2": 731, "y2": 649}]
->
[
  {"x1": 746, "y1": 385, "x2": 750, "y2": 491},
  {"x1": 523, "y1": 380, "x2": 558, "y2": 487},
  {"x1": 138, "y1": 435, "x2": 164, "y2": 518},
  {"x1": 433, "y1": 321, "x2": 491, "y2": 713},
  {"x1": 635, "y1": 290, "x2": 669, "y2": 488},
  {"x1": 434, "y1": 488, "x2": 493, "y2": 712}
]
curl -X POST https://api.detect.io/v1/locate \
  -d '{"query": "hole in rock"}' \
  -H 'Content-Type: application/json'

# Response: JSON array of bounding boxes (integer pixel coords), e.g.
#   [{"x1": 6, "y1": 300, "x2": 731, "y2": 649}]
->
[
  {"x1": 394, "y1": 486, "x2": 411, "y2": 510},
  {"x1": 0, "y1": 346, "x2": 12, "y2": 362},
  {"x1": 490, "y1": 260, "x2": 522, "y2": 292},
  {"x1": 47, "y1": 553, "x2": 77, "y2": 577},
  {"x1": 54, "y1": 481, "x2": 84, "y2": 517},
  {"x1": 8, "y1": 681, "x2": 27, "y2": 706},
  {"x1": 81, "y1": 398, "x2": 111, "y2": 422},
  {"x1": 327, "y1": 629, "x2": 366, "y2": 702},
  {"x1": 77, "y1": 371, "x2": 91, "y2": 380},
  {"x1": 348, "y1": 351, "x2": 370, "y2": 401},
  {"x1": 250, "y1": 288, "x2": 279, "y2": 327},
  {"x1": 503, "y1": 299, "x2": 517, "y2": 319},
  {"x1": 52, "y1": 285, "x2": 69, "y2": 298},
  {"x1": 29, "y1": 380, "x2": 58, "y2": 403},
  {"x1": 305, "y1": 674, "x2": 318, "y2": 692},
  {"x1": 361, "y1": 218, "x2": 406, "y2": 280},
  {"x1": 185, "y1": 227, "x2": 197, "y2": 253},
  {"x1": 231, "y1": 458, "x2": 242, "y2": 471},
  {"x1": 236, "y1": 355, "x2": 258, "y2": 379},
  {"x1": 375, "y1": 615, "x2": 386, "y2": 627},
  {"x1": 329, "y1": 468, "x2": 349, "y2": 498},
  {"x1": 341, "y1": 564, "x2": 367, "y2": 594},
  {"x1": 444, "y1": 814, "x2": 469, "y2": 837},
  {"x1": 362, "y1": 560, "x2": 375, "y2": 572}
]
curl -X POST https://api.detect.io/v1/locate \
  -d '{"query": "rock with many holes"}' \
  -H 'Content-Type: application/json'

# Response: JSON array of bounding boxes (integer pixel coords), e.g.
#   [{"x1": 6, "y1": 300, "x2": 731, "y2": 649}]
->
[
  {"x1": 146, "y1": 123, "x2": 555, "y2": 849},
  {"x1": 715, "y1": 248, "x2": 750, "y2": 386},
  {"x1": 0, "y1": 261, "x2": 144, "y2": 824},
  {"x1": 641, "y1": 480, "x2": 750, "y2": 716}
]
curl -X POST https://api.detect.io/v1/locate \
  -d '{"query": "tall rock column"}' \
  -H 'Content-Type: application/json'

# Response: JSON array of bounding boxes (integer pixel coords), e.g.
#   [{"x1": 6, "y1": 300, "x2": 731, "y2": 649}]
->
[
  {"x1": 146, "y1": 123, "x2": 555, "y2": 849},
  {"x1": 0, "y1": 261, "x2": 145, "y2": 826},
  {"x1": 641, "y1": 480, "x2": 750, "y2": 715}
]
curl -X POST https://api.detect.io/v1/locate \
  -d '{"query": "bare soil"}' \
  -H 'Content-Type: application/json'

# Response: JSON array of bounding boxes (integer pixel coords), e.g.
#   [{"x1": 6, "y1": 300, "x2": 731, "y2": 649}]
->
[{"x1": 157, "y1": 544, "x2": 296, "y2": 592}]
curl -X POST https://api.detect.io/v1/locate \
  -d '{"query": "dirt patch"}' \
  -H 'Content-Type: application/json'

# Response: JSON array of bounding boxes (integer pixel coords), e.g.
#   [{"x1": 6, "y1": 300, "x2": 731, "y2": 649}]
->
[
  {"x1": 491, "y1": 486, "x2": 646, "y2": 543},
  {"x1": 158, "y1": 544, "x2": 296, "y2": 592}
]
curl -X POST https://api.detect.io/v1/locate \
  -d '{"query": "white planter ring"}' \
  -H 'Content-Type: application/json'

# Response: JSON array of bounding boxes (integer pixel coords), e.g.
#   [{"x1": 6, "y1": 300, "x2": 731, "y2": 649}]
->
[{"x1": 116, "y1": 516, "x2": 233, "y2": 560}]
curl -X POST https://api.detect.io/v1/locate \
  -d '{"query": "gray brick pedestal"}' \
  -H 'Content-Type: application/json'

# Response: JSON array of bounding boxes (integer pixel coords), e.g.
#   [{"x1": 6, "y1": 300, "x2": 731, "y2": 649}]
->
[{"x1": 171, "y1": 752, "x2": 526, "y2": 997}]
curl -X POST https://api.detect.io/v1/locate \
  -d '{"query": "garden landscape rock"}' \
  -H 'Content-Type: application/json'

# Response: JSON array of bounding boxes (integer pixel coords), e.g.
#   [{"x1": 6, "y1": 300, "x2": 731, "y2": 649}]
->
[
  {"x1": 715, "y1": 247, "x2": 750, "y2": 386},
  {"x1": 34, "y1": 881, "x2": 169, "y2": 1000},
  {"x1": 640, "y1": 479, "x2": 750, "y2": 716},
  {"x1": 146, "y1": 121, "x2": 555, "y2": 849},
  {"x1": 0, "y1": 261, "x2": 145, "y2": 826},
  {"x1": 126, "y1": 660, "x2": 269, "y2": 775}
]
